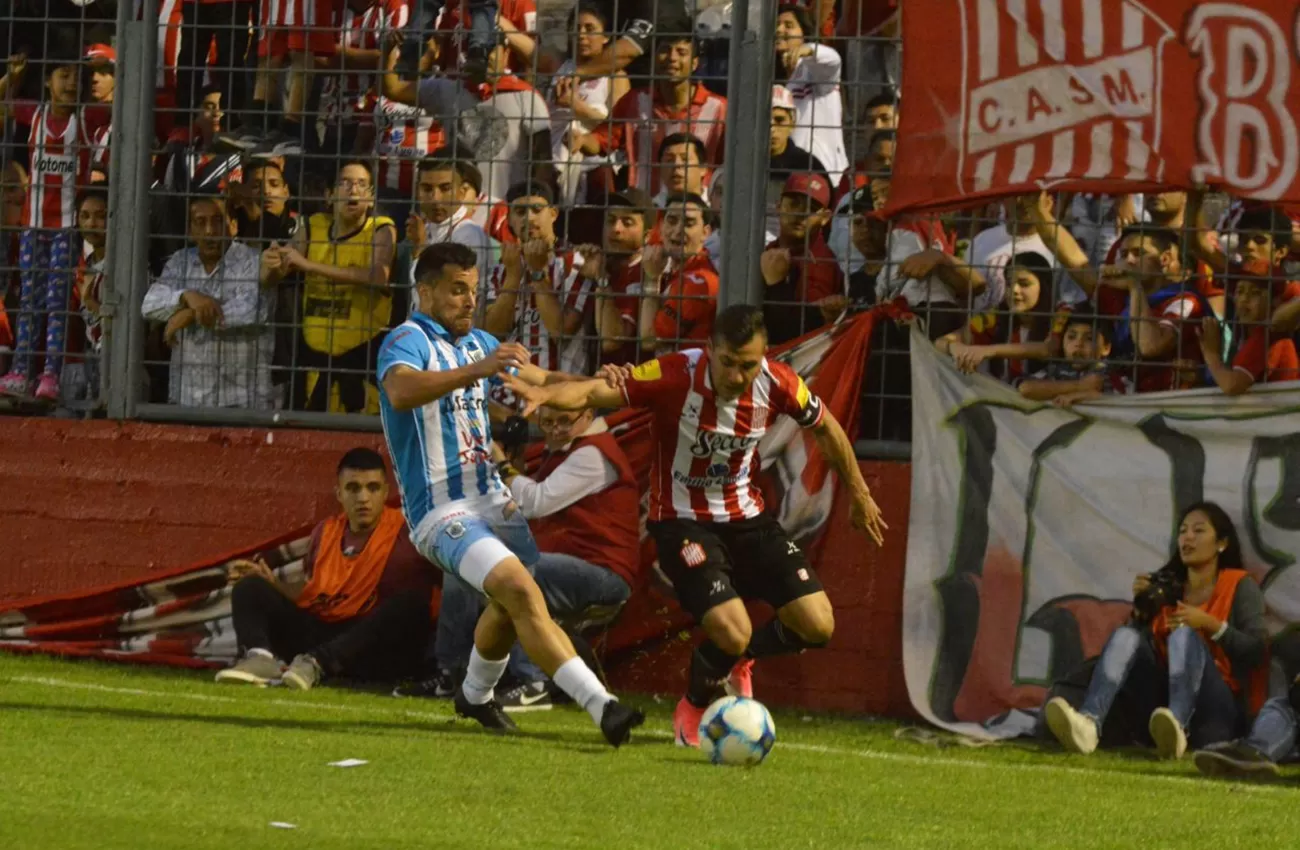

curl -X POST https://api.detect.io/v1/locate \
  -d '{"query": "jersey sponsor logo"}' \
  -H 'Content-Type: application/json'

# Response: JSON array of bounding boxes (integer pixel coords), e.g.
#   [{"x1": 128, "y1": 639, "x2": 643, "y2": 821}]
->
[
  {"x1": 672, "y1": 466, "x2": 744, "y2": 488},
  {"x1": 680, "y1": 541, "x2": 706, "y2": 568},
  {"x1": 440, "y1": 394, "x2": 488, "y2": 415},
  {"x1": 631, "y1": 359, "x2": 661, "y2": 382},
  {"x1": 689, "y1": 429, "x2": 761, "y2": 458},
  {"x1": 797, "y1": 568, "x2": 810, "y2": 582},
  {"x1": 34, "y1": 154, "x2": 77, "y2": 176}
]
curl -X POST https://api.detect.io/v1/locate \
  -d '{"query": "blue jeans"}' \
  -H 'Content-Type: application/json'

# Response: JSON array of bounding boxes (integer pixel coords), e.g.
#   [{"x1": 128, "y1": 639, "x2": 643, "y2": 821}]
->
[
  {"x1": 1243, "y1": 697, "x2": 1299, "y2": 762},
  {"x1": 406, "y1": 0, "x2": 498, "y2": 57},
  {"x1": 1080, "y1": 625, "x2": 1241, "y2": 748},
  {"x1": 433, "y1": 552, "x2": 631, "y2": 682}
]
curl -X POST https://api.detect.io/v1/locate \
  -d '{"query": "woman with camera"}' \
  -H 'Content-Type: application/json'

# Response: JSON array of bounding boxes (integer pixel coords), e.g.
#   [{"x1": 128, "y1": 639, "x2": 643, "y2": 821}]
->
[{"x1": 1045, "y1": 502, "x2": 1268, "y2": 759}]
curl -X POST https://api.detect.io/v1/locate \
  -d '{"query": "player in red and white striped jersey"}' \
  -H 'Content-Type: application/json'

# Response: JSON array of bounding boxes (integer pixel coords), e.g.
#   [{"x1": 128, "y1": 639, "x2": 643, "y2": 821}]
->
[
  {"x1": 503, "y1": 304, "x2": 886, "y2": 747},
  {"x1": 483, "y1": 183, "x2": 594, "y2": 380}
]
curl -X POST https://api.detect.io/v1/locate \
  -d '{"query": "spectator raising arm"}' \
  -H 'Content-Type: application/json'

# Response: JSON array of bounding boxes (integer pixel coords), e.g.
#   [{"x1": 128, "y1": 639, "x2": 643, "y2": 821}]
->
[
  {"x1": 0, "y1": 53, "x2": 27, "y2": 120},
  {"x1": 1185, "y1": 189, "x2": 1229, "y2": 276},
  {"x1": 1198, "y1": 315, "x2": 1254, "y2": 396},
  {"x1": 1028, "y1": 191, "x2": 1100, "y2": 297}
]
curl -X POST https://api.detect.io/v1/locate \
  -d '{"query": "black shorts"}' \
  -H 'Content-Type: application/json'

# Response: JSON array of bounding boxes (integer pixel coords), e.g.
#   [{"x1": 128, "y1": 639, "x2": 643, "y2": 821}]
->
[{"x1": 648, "y1": 515, "x2": 824, "y2": 622}]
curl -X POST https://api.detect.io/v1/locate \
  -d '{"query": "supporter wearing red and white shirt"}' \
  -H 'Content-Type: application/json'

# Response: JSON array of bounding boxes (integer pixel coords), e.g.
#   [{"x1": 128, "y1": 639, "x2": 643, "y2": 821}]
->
[
  {"x1": 483, "y1": 183, "x2": 593, "y2": 377},
  {"x1": 1201, "y1": 275, "x2": 1300, "y2": 395},
  {"x1": 590, "y1": 188, "x2": 653, "y2": 367},
  {"x1": 637, "y1": 192, "x2": 719, "y2": 355},
  {"x1": 252, "y1": 0, "x2": 340, "y2": 145},
  {"x1": 759, "y1": 172, "x2": 844, "y2": 345},
  {"x1": 434, "y1": 0, "x2": 537, "y2": 75},
  {"x1": 500, "y1": 303, "x2": 886, "y2": 748},
  {"x1": 589, "y1": 36, "x2": 727, "y2": 196},
  {"x1": 372, "y1": 95, "x2": 446, "y2": 214},
  {"x1": 320, "y1": 0, "x2": 411, "y2": 151},
  {"x1": 0, "y1": 54, "x2": 110, "y2": 401},
  {"x1": 405, "y1": 154, "x2": 497, "y2": 291}
]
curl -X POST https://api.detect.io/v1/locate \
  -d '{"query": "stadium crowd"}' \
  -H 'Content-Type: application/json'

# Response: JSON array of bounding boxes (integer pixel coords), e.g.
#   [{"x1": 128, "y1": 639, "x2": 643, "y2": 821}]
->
[{"x1": 2, "y1": 0, "x2": 1300, "y2": 772}]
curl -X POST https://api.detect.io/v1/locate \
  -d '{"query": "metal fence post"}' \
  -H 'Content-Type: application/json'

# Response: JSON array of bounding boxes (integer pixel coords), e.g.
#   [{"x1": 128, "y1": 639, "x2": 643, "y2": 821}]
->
[
  {"x1": 103, "y1": 0, "x2": 159, "y2": 420},
  {"x1": 718, "y1": 0, "x2": 775, "y2": 310}
]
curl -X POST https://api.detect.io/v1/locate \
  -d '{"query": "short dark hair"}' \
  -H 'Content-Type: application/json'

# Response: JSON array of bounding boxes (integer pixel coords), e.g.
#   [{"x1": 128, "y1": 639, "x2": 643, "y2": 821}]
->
[
  {"x1": 1237, "y1": 205, "x2": 1293, "y2": 251},
  {"x1": 568, "y1": 1, "x2": 610, "y2": 33},
  {"x1": 417, "y1": 155, "x2": 458, "y2": 176},
  {"x1": 1118, "y1": 225, "x2": 1180, "y2": 256},
  {"x1": 414, "y1": 241, "x2": 478, "y2": 285},
  {"x1": 188, "y1": 191, "x2": 224, "y2": 212},
  {"x1": 1063, "y1": 309, "x2": 1114, "y2": 344},
  {"x1": 865, "y1": 92, "x2": 898, "y2": 112},
  {"x1": 245, "y1": 158, "x2": 284, "y2": 179},
  {"x1": 662, "y1": 191, "x2": 715, "y2": 228},
  {"x1": 76, "y1": 184, "x2": 108, "y2": 212},
  {"x1": 505, "y1": 181, "x2": 555, "y2": 206},
  {"x1": 336, "y1": 159, "x2": 375, "y2": 182},
  {"x1": 196, "y1": 84, "x2": 223, "y2": 106},
  {"x1": 657, "y1": 132, "x2": 707, "y2": 164},
  {"x1": 868, "y1": 128, "x2": 897, "y2": 150},
  {"x1": 337, "y1": 447, "x2": 386, "y2": 476},
  {"x1": 712, "y1": 305, "x2": 767, "y2": 349}
]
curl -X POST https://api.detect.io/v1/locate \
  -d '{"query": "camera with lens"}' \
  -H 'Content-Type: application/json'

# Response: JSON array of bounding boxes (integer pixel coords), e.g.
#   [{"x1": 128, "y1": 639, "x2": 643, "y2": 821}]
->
[
  {"x1": 1131, "y1": 567, "x2": 1185, "y2": 625},
  {"x1": 497, "y1": 415, "x2": 531, "y2": 458}
]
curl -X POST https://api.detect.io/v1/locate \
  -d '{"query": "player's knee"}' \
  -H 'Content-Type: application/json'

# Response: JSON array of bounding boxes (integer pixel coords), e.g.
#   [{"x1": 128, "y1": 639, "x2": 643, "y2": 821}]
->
[
  {"x1": 484, "y1": 562, "x2": 546, "y2": 620},
  {"x1": 790, "y1": 600, "x2": 834, "y2": 647},
  {"x1": 710, "y1": 616, "x2": 753, "y2": 657}
]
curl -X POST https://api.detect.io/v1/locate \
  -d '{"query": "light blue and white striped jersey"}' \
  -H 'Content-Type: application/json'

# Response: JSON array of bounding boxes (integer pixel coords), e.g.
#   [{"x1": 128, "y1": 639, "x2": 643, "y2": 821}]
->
[{"x1": 378, "y1": 312, "x2": 507, "y2": 531}]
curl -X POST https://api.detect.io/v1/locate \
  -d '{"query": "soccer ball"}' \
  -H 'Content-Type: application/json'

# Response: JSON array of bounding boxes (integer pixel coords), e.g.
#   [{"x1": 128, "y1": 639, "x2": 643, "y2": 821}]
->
[{"x1": 698, "y1": 696, "x2": 776, "y2": 767}]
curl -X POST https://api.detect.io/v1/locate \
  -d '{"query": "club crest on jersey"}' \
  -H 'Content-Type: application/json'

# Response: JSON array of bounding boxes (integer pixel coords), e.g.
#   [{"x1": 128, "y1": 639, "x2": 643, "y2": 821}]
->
[
  {"x1": 706, "y1": 462, "x2": 730, "y2": 478},
  {"x1": 680, "y1": 541, "x2": 706, "y2": 568},
  {"x1": 690, "y1": 430, "x2": 760, "y2": 458},
  {"x1": 444, "y1": 521, "x2": 466, "y2": 540}
]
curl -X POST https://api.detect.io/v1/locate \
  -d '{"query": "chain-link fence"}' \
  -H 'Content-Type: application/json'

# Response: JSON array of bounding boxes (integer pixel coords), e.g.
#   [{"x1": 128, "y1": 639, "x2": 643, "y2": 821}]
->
[{"x1": 1, "y1": 1, "x2": 1295, "y2": 450}]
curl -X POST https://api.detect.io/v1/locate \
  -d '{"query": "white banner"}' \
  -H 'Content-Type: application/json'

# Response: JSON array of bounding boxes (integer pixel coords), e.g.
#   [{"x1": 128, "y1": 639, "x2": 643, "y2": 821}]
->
[{"x1": 902, "y1": 328, "x2": 1300, "y2": 739}]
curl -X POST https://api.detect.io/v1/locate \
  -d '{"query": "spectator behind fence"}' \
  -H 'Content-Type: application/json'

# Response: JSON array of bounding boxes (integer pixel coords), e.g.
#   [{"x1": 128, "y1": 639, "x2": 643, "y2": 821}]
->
[
  {"x1": 1019, "y1": 312, "x2": 1129, "y2": 405},
  {"x1": 653, "y1": 132, "x2": 711, "y2": 209},
  {"x1": 845, "y1": 187, "x2": 887, "y2": 304},
  {"x1": 429, "y1": 0, "x2": 536, "y2": 79},
  {"x1": 66, "y1": 186, "x2": 109, "y2": 403},
  {"x1": 773, "y1": 4, "x2": 847, "y2": 185},
  {"x1": 591, "y1": 188, "x2": 653, "y2": 367},
  {"x1": 317, "y1": 0, "x2": 412, "y2": 161},
  {"x1": 483, "y1": 182, "x2": 593, "y2": 377},
  {"x1": 141, "y1": 194, "x2": 278, "y2": 408},
  {"x1": 934, "y1": 252, "x2": 1060, "y2": 384},
  {"x1": 969, "y1": 194, "x2": 1074, "y2": 313},
  {"x1": 830, "y1": 128, "x2": 893, "y2": 277},
  {"x1": 178, "y1": 0, "x2": 256, "y2": 125},
  {"x1": 0, "y1": 50, "x2": 110, "y2": 403},
  {"x1": 385, "y1": 35, "x2": 552, "y2": 203},
  {"x1": 158, "y1": 85, "x2": 242, "y2": 262},
  {"x1": 550, "y1": 1, "x2": 629, "y2": 208},
  {"x1": 1044, "y1": 503, "x2": 1267, "y2": 759},
  {"x1": 84, "y1": 43, "x2": 114, "y2": 184},
  {"x1": 1188, "y1": 198, "x2": 1298, "y2": 333},
  {"x1": 371, "y1": 86, "x2": 447, "y2": 234},
  {"x1": 591, "y1": 32, "x2": 727, "y2": 196},
  {"x1": 767, "y1": 85, "x2": 830, "y2": 244},
  {"x1": 1199, "y1": 267, "x2": 1300, "y2": 396},
  {"x1": 760, "y1": 172, "x2": 844, "y2": 346},
  {"x1": 431, "y1": 405, "x2": 641, "y2": 711},
  {"x1": 248, "y1": 0, "x2": 344, "y2": 153},
  {"x1": 405, "y1": 154, "x2": 498, "y2": 291},
  {"x1": 637, "y1": 192, "x2": 719, "y2": 355},
  {"x1": 861, "y1": 91, "x2": 897, "y2": 131},
  {"x1": 216, "y1": 448, "x2": 436, "y2": 689},
  {"x1": 264, "y1": 161, "x2": 397, "y2": 414},
  {"x1": 228, "y1": 158, "x2": 298, "y2": 247}
]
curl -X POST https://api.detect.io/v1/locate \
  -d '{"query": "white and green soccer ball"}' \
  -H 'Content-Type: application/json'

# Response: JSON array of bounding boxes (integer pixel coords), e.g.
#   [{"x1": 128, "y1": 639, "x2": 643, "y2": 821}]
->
[{"x1": 698, "y1": 696, "x2": 776, "y2": 767}]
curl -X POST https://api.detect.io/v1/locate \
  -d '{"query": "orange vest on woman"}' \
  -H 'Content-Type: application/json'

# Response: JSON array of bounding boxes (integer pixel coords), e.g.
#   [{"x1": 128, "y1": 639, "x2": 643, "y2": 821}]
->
[
  {"x1": 296, "y1": 507, "x2": 405, "y2": 622},
  {"x1": 1151, "y1": 568, "x2": 1268, "y2": 714}
]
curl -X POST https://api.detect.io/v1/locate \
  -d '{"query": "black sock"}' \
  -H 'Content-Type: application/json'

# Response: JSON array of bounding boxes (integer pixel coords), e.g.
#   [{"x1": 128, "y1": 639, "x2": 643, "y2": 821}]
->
[
  {"x1": 686, "y1": 640, "x2": 740, "y2": 708},
  {"x1": 746, "y1": 619, "x2": 822, "y2": 660}
]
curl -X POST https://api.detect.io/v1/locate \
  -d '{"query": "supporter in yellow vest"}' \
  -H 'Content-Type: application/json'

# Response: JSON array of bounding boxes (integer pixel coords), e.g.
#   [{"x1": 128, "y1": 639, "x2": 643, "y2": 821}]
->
[{"x1": 265, "y1": 161, "x2": 397, "y2": 414}]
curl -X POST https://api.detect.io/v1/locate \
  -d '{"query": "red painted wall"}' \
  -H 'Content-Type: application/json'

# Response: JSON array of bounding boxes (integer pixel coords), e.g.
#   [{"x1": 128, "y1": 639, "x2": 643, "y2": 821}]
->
[{"x1": 0, "y1": 417, "x2": 913, "y2": 718}]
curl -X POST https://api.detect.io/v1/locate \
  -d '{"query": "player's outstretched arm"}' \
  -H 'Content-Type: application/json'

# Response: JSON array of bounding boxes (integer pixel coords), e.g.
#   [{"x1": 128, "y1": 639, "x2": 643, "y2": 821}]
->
[
  {"x1": 500, "y1": 373, "x2": 627, "y2": 418},
  {"x1": 812, "y1": 411, "x2": 888, "y2": 546},
  {"x1": 383, "y1": 342, "x2": 530, "y2": 411}
]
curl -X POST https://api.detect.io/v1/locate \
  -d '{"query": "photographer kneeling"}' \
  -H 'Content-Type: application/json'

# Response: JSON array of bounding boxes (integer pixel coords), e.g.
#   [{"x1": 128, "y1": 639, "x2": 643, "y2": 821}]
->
[{"x1": 1046, "y1": 503, "x2": 1267, "y2": 759}]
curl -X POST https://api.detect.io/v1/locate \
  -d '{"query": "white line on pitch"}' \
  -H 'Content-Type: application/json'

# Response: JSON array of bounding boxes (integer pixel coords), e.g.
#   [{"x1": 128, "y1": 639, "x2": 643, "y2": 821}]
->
[{"x1": 7, "y1": 674, "x2": 1294, "y2": 795}]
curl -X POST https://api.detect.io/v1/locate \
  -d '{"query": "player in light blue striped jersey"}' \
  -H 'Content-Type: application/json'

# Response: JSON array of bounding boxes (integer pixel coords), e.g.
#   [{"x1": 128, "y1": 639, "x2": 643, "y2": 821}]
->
[{"x1": 378, "y1": 241, "x2": 644, "y2": 746}]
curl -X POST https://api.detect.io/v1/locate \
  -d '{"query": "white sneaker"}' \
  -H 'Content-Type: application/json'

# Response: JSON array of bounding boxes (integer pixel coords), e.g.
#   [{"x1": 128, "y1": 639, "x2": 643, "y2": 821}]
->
[
  {"x1": 1149, "y1": 707, "x2": 1188, "y2": 760},
  {"x1": 1045, "y1": 697, "x2": 1099, "y2": 754}
]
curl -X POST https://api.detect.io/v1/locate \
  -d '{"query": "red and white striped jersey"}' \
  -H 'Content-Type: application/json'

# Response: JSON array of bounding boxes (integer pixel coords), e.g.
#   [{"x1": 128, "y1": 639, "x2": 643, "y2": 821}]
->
[
  {"x1": 373, "y1": 98, "x2": 446, "y2": 196},
  {"x1": 595, "y1": 85, "x2": 728, "y2": 195},
  {"x1": 486, "y1": 249, "x2": 594, "y2": 374},
  {"x1": 15, "y1": 104, "x2": 107, "y2": 230},
  {"x1": 322, "y1": 0, "x2": 409, "y2": 124},
  {"x1": 623, "y1": 349, "x2": 825, "y2": 524},
  {"x1": 91, "y1": 123, "x2": 112, "y2": 177},
  {"x1": 157, "y1": 0, "x2": 184, "y2": 92}
]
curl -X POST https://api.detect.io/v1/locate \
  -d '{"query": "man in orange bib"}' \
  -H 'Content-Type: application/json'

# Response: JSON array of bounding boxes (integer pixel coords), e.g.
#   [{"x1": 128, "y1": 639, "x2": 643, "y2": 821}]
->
[{"x1": 216, "y1": 448, "x2": 436, "y2": 689}]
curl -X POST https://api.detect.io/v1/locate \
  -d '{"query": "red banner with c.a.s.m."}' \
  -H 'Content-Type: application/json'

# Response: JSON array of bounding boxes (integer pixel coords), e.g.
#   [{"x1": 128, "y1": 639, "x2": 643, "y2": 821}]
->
[{"x1": 887, "y1": 0, "x2": 1300, "y2": 214}]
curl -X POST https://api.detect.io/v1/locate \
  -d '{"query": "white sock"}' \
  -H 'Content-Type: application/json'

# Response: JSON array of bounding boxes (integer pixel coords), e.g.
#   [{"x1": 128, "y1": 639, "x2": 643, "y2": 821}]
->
[
  {"x1": 552, "y1": 657, "x2": 614, "y2": 724},
  {"x1": 462, "y1": 646, "x2": 509, "y2": 705}
]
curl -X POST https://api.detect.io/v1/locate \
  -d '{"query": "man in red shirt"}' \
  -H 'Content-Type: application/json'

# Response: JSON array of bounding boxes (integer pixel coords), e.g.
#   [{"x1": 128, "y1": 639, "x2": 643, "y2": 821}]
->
[
  {"x1": 503, "y1": 304, "x2": 886, "y2": 747},
  {"x1": 590, "y1": 188, "x2": 653, "y2": 367},
  {"x1": 1200, "y1": 273, "x2": 1300, "y2": 395},
  {"x1": 590, "y1": 35, "x2": 727, "y2": 195},
  {"x1": 759, "y1": 172, "x2": 845, "y2": 345},
  {"x1": 638, "y1": 192, "x2": 719, "y2": 354}
]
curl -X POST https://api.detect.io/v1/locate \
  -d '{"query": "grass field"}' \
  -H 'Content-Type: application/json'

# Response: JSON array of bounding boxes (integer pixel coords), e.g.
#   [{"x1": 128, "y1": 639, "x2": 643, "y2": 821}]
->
[{"x1": 1, "y1": 653, "x2": 1298, "y2": 849}]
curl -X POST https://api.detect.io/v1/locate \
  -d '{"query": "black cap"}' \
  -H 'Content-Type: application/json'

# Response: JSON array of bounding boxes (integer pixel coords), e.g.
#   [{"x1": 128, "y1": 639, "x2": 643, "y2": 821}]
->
[{"x1": 848, "y1": 186, "x2": 874, "y2": 214}]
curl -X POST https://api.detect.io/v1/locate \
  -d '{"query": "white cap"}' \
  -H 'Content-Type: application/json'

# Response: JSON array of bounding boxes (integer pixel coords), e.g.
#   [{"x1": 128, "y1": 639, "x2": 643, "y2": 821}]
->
[{"x1": 772, "y1": 85, "x2": 796, "y2": 111}]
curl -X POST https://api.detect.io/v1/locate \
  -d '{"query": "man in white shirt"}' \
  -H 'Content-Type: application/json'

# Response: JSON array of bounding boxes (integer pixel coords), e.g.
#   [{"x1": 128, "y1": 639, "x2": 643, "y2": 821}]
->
[
  {"x1": 775, "y1": 4, "x2": 848, "y2": 184},
  {"x1": 405, "y1": 153, "x2": 499, "y2": 291},
  {"x1": 141, "y1": 195, "x2": 278, "y2": 409},
  {"x1": 433, "y1": 405, "x2": 641, "y2": 711}
]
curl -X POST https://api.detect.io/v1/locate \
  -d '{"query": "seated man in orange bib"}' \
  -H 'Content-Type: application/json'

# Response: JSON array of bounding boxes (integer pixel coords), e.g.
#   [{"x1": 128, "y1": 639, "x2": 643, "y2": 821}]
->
[{"x1": 216, "y1": 448, "x2": 436, "y2": 689}]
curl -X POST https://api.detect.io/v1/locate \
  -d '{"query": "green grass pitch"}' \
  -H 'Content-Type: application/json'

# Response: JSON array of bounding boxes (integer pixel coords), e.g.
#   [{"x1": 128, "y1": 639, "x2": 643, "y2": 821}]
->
[{"x1": 1, "y1": 653, "x2": 1297, "y2": 849}]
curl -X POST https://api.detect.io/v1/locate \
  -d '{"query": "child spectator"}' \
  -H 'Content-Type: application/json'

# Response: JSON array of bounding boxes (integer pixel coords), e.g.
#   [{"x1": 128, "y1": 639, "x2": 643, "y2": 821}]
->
[
  {"x1": 935, "y1": 252, "x2": 1058, "y2": 383},
  {"x1": 969, "y1": 193, "x2": 1075, "y2": 314},
  {"x1": 66, "y1": 186, "x2": 109, "y2": 402},
  {"x1": 590, "y1": 34, "x2": 726, "y2": 196},
  {"x1": 636, "y1": 192, "x2": 718, "y2": 353},
  {"x1": 0, "y1": 51, "x2": 110, "y2": 402},
  {"x1": 141, "y1": 194, "x2": 278, "y2": 409},
  {"x1": 774, "y1": 4, "x2": 847, "y2": 184},
  {"x1": 483, "y1": 182, "x2": 592, "y2": 377},
  {"x1": 548, "y1": 1, "x2": 628, "y2": 208},
  {"x1": 1199, "y1": 272, "x2": 1300, "y2": 395},
  {"x1": 1019, "y1": 312, "x2": 1129, "y2": 405},
  {"x1": 654, "y1": 133, "x2": 711, "y2": 209},
  {"x1": 589, "y1": 188, "x2": 652, "y2": 367},
  {"x1": 264, "y1": 161, "x2": 397, "y2": 413},
  {"x1": 759, "y1": 173, "x2": 844, "y2": 345},
  {"x1": 405, "y1": 154, "x2": 497, "y2": 290}
]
